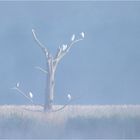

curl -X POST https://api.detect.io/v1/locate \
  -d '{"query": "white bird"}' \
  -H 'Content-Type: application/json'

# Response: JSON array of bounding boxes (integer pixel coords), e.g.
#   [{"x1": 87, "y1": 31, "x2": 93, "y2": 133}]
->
[
  {"x1": 67, "y1": 94, "x2": 71, "y2": 100},
  {"x1": 16, "y1": 82, "x2": 20, "y2": 87},
  {"x1": 29, "y1": 92, "x2": 33, "y2": 98},
  {"x1": 71, "y1": 34, "x2": 75, "y2": 41},
  {"x1": 62, "y1": 44, "x2": 67, "y2": 51},
  {"x1": 80, "y1": 32, "x2": 85, "y2": 38}
]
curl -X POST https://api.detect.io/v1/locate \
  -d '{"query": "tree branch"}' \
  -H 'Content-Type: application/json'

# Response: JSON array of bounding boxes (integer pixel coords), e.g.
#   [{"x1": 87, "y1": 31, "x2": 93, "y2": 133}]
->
[
  {"x1": 12, "y1": 87, "x2": 33, "y2": 104},
  {"x1": 32, "y1": 29, "x2": 49, "y2": 57},
  {"x1": 35, "y1": 66, "x2": 48, "y2": 74},
  {"x1": 51, "y1": 97, "x2": 79, "y2": 112},
  {"x1": 53, "y1": 38, "x2": 83, "y2": 71}
]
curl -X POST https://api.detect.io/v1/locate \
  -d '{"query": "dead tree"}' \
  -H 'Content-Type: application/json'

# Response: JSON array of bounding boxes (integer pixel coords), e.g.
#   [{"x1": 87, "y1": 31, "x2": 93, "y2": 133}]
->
[
  {"x1": 32, "y1": 29, "x2": 84, "y2": 111},
  {"x1": 12, "y1": 29, "x2": 84, "y2": 112}
]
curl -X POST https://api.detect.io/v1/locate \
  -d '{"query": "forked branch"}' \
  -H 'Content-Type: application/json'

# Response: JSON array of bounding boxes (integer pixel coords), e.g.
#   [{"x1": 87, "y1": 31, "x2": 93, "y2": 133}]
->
[
  {"x1": 12, "y1": 82, "x2": 34, "y2": 104},
  {"x1": 12, "y1": 87, "x2": 33, "y2": 103},
  {"x1": 53, "y1": 34, "x2": 84, "y2": 70}
]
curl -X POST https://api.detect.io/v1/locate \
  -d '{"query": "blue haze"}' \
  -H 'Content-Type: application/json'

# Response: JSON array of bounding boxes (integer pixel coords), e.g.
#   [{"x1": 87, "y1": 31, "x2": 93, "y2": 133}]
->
[{"x1": 0, "y1": 1, "x2": 140, "y2": 105}]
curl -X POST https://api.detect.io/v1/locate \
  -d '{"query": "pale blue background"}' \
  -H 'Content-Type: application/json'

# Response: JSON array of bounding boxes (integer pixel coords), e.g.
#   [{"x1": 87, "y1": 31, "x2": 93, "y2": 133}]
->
[{"x1": 0, "y1": 1, "x2": 140, "y2": 105}]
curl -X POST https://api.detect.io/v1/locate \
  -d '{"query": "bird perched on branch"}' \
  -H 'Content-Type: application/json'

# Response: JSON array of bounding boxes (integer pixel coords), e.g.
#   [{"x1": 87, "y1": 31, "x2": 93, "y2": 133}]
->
[
  {"x1": 29, "y1": 92, "x2": 33, "y2": 98},
  {"x1": 67, "y1": 94, "x2": 71, "y2": 100}
]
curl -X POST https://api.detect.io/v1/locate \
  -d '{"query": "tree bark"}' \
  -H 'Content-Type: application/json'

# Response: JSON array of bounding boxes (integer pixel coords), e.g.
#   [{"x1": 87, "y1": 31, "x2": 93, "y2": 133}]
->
[{"x1": 44, "y1": 57, "x2": 55, "y2": 111}]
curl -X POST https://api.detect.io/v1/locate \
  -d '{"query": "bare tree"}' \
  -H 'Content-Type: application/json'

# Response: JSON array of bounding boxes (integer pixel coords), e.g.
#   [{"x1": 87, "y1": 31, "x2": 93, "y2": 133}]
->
[
  {"x1": 13, "y1": 29, "x2": 84, "y2": 112},
  {"x1": 32, "y1": 29, "x2": 84, "y2": 111}
]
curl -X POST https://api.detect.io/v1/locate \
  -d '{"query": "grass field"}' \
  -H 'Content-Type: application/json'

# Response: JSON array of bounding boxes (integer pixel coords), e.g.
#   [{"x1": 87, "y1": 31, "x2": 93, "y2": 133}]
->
[{"x1": 0, "y1": 105, "x2": 140, "y2": 139}]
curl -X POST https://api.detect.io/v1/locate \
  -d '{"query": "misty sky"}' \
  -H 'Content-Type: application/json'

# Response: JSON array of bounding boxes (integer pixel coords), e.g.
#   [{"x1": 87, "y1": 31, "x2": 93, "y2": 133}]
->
[{"x1": 0, "y1": 1, "x2": 140, "y2": 105}]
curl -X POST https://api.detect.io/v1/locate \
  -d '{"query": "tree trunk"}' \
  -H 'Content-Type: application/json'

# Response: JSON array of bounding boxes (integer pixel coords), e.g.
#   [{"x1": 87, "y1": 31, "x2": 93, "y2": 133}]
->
[{"x1": 44, "y1": 58, "x2": 55, "y2": 111}]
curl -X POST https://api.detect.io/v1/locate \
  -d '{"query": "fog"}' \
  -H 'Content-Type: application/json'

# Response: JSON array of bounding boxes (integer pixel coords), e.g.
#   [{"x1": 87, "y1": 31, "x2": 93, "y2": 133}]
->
[
  {"x1": 0, "y1": 105, "x2": 140, "y2": 139},
  {"x1": 0, "y1": 2, "x2": 140, "y2": 139},
  {"x1": 0, "y1": 1, "x2": 140, "y2": 105}
]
